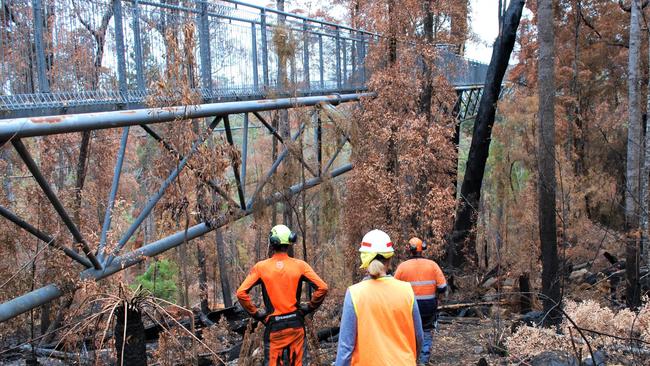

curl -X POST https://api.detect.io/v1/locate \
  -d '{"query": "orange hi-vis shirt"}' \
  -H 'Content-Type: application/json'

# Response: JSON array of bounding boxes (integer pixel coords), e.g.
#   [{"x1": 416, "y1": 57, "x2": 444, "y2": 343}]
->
[
  {"x1": 348, "y1": 277, "x2": 418, "y2": 365},
  {"x1": 236, "y1": 252, "x2": 328, "y2": 317},
  {"x1": 394, "y1": 258, "x2": 447, "y2": 300}
]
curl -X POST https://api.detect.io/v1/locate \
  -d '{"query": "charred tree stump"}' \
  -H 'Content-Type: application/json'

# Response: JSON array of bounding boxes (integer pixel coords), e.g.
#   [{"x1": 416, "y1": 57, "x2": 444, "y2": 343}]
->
[{"x1": 115, "y1": 304, "x2": 147, "y2": 366}]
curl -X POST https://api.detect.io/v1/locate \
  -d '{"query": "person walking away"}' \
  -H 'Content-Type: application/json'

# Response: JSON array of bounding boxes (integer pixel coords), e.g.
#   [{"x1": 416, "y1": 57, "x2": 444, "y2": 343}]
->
[
  {"x1": 394, "y1": 237, "x2": 447, "y2": 365},
  {"x1": 236, "y1": 224, "x2": 329, "y2": 366},
  {"x1": 335, "y1": 229, "x2": 424, "y2": 366}
]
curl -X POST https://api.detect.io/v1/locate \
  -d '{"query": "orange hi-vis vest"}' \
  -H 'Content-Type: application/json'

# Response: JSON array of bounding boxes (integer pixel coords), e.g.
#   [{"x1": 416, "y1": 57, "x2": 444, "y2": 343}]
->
[
  {"x1": 394, "y1": 258, "x2": 446, "y2": 300},
  {"x1": 348, "y1": 277, "x2": 417, "y2": 366}
]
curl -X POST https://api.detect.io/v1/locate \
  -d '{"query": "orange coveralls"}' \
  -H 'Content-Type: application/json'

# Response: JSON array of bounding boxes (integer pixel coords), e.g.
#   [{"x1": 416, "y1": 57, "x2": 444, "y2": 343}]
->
[{"x1": 236, "y1": 252, "x2": 328, "y2": 366}]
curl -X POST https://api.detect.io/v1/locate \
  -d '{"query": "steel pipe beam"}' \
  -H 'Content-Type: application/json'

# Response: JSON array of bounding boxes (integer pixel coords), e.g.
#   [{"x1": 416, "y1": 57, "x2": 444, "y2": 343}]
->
[
  {"x1": 0, "y1": 163, "x2": 352, "y2": 322},
  {"x1": 0, "y1": 94, "x2": 372, "y2": 141}
]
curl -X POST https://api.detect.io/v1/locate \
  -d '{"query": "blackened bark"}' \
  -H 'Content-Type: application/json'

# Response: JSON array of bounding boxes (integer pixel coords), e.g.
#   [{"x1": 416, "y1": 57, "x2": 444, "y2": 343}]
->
[
  {"x1": 215, "y1": 228, "x2": 233, "y2": 307},
  {"x1": 115, "y1": 304, "x2": 147, "y2": 366},
  {"x1": 40, "y1": 294, "x2": 74, "y2": 346},
  {"x1": 1, "y1": 147, "x2": 15, "y2": 205},
  {"x1": 388, "y1": 0, "x2": 397, "y2": 64},
  {"x1": 418, "y1": 0, "x2": 434, "y2": 117},
  {"x1": 74, "y1": 131, "x2": 91, "y2": 227},
  {"x1": 626, "y1": 233, "x2": 641, "y2": 307},
  {"x1": 271, "y1": 113, "x2": 278, "y2": 226},
  {"x1": 448, "y1": 0, "x2": 525, "y2": 268},
  {"x1": 519, "y1": 273, "x2": 531, "y2": 314},
  {"x1": 197, "y1": 243, "x2": 210, "y2": 314},
  {"x1": 538, "y1": 0, "x2": 561, "y2": 326},
  {"x1": 570, "y1": 0, "x2": 584, "y2": 174}
]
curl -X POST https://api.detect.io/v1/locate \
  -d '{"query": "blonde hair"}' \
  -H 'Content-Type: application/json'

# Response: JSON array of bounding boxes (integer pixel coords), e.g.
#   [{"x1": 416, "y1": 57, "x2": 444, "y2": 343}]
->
[{"x1": 367, "y1": 258, "x2": 387, "y2": 279}]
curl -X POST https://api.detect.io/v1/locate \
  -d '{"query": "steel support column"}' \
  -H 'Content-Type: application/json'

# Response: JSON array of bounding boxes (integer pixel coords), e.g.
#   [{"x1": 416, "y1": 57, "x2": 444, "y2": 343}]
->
[
  {"x1": 223, "y1": 115, "x2": 247, "y2": 209},
  {"x1": 132, "y1": 0, "x2": 146, "y2": 92},
  {"x1": 319, "y1": 33, "x2": 324, "y2": 89},
  {"x1": 335, "y1": 27, "x2": 342, "y2": 89},
  {"x1": 303, "y1": 20, "x2": 310, "y2": 88},
  {"x1": 252, "y1": 23, "x2": 259, "y2": 91},
  {"x1": 113, "y1": 0, "x2": 128, "y2": 101},
  {"x1": 360, "y1": 33, "x2": 366, "y2": 84},
  {"x1": 342, "y1": 37, "x2": 347, "y2": 87},
  {"x1": 198, "y1": 0, "x2": 212, "y2": 95},
  {"x1": 261, "y1": 9, "x2": 269, "y2": 88},
  {"x1": 97, "y1": 127, "x2": 130, "y2": 261},
  {"x1": 32, "y1": 0, "x2": 49, "y2": 93}
]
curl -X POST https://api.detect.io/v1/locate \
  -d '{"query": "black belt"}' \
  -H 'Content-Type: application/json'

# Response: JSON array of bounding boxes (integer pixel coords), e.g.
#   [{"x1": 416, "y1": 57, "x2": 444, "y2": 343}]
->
[{"x1": 267, "y1": 311, "x2": 305, "y2": 332}]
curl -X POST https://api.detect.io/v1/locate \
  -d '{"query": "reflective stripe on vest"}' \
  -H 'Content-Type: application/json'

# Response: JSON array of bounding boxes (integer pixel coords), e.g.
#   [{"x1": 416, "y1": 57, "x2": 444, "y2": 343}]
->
[
  {"x1": 410, "y1": 280, "x2": 437, "y2": 300},
  {"x1": 409, "y1": 280, "x2": 436, "y2": 286},
  {"x1": 348, "y1": 277, "x2": 417, "y2": 366}
]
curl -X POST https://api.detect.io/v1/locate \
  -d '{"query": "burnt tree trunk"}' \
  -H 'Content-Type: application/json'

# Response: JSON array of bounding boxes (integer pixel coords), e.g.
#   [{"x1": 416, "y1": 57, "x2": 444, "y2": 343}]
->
[
  {"x1": 115, "y1": 304, "x2": 147, "y2": 366},
  {"x1": 216, "y1": 228, "x2": 233, "y2": 308},
  {"x1": 627, "y1": 0, "x2": 643, "y2": 308},
  {"x1": 519, "y1": 273, "x2": 531, "y2": 314},
  {"x1": 73, "y1": 131, "x2": 91, "y2": 228},
  {"x1": 271, "y1": 112, "x2": 279, "y2": 226},
  {"x1": 1, "y1": 147, "x2": 15, "y2": 205},
  {"x1": 626, "y1": 233, "x2": 641, "y2": 307},
  {"x1": 448, "y1": 0, "x2": 525, "y2": 268},
  {"x1": 538, "y1": 0, "x2": 562, "y2": 326}
]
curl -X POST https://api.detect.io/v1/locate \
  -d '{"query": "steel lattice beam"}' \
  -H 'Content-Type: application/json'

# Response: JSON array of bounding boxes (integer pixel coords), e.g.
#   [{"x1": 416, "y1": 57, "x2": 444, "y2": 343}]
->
[
  {"x1": 0, "y1": 86, "x2": 488, "y2": 323},
  {"x1": 0, "y1": 93, "x2": 367, "y2": 322}
]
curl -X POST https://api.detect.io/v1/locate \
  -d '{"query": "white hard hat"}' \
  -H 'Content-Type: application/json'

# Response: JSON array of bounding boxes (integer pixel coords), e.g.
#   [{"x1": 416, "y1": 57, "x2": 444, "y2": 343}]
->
[{"x1": 359, "y1": 229, "x2": 394, "y2": 253}]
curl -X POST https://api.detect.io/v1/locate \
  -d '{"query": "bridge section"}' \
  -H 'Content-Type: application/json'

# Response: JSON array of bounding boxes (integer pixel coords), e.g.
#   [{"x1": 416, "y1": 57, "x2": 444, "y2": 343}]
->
[
  {"x1": 0, "y1": 0, "x2": 490, "y2": 322},
  {"x1": 0, "y1": 0, "x2": 487, "y2": 117}
]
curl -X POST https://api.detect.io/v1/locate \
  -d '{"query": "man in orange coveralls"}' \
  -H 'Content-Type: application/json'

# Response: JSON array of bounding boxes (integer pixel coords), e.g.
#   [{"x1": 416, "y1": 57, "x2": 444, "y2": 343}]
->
[
  {"x1": 395, "y1": 237, "x2": 447, "y2": 365},
  {"x1": 236, "y1": 224, "x2": 329, "y2": 366}
]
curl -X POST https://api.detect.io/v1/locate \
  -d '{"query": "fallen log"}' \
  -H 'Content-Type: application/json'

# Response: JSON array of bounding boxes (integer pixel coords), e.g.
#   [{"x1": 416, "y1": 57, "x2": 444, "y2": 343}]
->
[
  {"x1": 19, "y1": 344, "x2": 92, "y2": 361},
  {"x1": 437, "y1": 316, "x2": 488, "y2": 325},
  {"x1": 438, "y1": 301, "x2": 505, "y2": 311}
]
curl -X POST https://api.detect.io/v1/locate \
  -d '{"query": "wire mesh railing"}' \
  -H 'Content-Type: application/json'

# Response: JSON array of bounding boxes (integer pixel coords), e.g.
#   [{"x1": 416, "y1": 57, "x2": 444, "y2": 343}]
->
[{"x1": 0, "y1": 0, "x2": 487, "y2": 115}]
